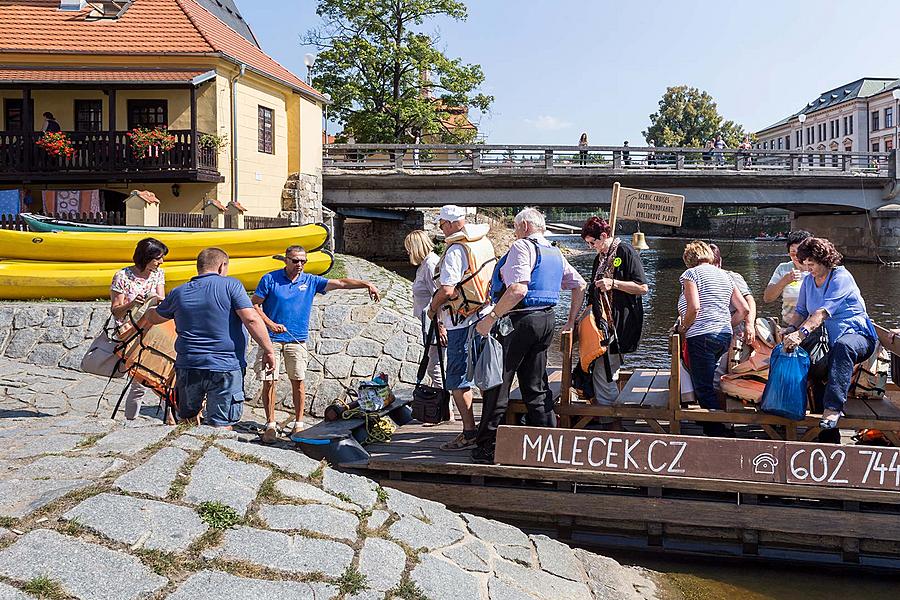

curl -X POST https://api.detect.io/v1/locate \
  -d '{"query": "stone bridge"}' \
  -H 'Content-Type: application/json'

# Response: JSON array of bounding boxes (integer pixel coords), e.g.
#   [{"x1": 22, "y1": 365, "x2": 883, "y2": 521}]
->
[{"x1": 322, "y1": 144, "x2": 900, "y2": 213}]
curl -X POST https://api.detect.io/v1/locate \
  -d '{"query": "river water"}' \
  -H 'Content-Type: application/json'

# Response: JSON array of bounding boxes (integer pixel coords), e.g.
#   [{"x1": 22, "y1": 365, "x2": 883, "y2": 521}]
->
[{"x1": 379, "y1": 235, "x2": 900, "y2": 599}]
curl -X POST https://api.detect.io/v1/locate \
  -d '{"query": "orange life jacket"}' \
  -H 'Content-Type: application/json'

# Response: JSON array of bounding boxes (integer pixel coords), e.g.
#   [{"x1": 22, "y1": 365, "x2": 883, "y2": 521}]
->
[{"x1": 437, "y1": 224, "x2": 496, "y2": 324}]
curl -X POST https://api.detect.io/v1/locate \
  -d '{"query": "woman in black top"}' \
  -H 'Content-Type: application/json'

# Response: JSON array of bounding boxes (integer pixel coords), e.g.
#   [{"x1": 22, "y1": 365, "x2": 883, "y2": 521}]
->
[{"x1": 580, "y1": 217, "x2": 649, "y2": 408}]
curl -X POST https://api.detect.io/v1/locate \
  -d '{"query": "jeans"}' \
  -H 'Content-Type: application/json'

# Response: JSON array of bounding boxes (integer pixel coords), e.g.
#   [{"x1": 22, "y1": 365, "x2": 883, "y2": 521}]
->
[
  {"x1": 812, "y1": 333, "x2": 876, "y2": 414},
  {"x1": 686, "y1": 331, "x2": 732, "y2": 437},
  {"x1": 176, "y1": 368, "x2": 245, "y2": 427},
  {"x1": 445, "y1": 327, "x2": 474, "y2": 391},
  {"x1": 475, "y1": 309, "x2": 556, "y2": 450}
]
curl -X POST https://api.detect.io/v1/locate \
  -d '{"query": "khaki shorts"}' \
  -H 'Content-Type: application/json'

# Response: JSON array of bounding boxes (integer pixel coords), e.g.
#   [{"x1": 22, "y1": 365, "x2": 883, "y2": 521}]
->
[{"x1": 255, "y1": 341, "x2": 308, "y2": 381}]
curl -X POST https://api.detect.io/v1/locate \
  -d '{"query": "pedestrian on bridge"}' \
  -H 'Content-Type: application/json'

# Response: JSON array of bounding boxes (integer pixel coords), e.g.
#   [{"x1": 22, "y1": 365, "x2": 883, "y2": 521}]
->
[{"x1": 578, "y1": 133, "x2": 589, "y2": 165}]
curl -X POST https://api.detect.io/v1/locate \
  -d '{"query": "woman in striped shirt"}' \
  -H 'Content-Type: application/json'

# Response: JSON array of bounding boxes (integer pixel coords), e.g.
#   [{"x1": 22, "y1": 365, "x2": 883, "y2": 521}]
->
[{"x1": 676, "y1": 241, "x2": 750, "y2": 437}]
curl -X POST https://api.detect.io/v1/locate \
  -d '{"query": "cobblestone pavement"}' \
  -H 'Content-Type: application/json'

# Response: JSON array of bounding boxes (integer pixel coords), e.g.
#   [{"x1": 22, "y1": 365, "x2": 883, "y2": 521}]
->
[{"x1": 0, "y1": 399, "x2": 664, "y2": 599}]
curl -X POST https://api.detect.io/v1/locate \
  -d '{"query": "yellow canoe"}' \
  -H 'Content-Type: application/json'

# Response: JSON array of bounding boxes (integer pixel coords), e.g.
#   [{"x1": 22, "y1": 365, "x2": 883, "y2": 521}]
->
[
  {"x1": 0, "y1": 251, "x2": 333, "y2": 300},
  {"x1": 0, "y1": 223, "x2": 329, "y2": 262}
]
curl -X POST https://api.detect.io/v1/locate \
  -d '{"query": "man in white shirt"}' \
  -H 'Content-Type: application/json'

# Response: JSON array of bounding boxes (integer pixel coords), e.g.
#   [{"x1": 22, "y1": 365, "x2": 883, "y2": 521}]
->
[{"x1": 427, "y1": 205, "x2": 495, "y2": 451}]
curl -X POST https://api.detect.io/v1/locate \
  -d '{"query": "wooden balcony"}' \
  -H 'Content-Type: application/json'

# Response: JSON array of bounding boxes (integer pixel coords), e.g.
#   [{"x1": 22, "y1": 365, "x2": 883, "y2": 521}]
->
[{"x1": 0, "y1": 130, "x2": 223, "y2": 184}]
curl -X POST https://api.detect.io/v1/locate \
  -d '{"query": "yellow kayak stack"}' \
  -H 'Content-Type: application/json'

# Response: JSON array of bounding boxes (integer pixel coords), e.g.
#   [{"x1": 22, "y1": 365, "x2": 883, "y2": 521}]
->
[{"x1": 0, "y1": 224, "x2": 333, "y2": 300}]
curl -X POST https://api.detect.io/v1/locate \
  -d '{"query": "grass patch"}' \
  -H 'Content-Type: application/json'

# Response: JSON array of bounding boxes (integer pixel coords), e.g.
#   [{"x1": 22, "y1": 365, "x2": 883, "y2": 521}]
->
[
  {"x1": 327, "y1": 255, "x2": 347, "y2": 279},
  {"x1": 23, "y1": 575, "x2": 66, "y2": 599},
  {"x1": 375, "y1": 486, "x2": 389, "y2": 504},
  {"x1": 388, "y1": 578, "x2": 427, "y2": 600},
  {"x1": 336, "y1": 566, "x2": 367, "y2": 596},
  {"x1": 190, "y1": 528, "x2": 224, "y2": 553},
  {"x1": 308, "y1": 461, "x2": 326, "y2": 483},
  {"x1": 334, "y1": 492, "x2": 353, "y2": 504},
  {"x1": 167, "y1": 448, "x2": 205, "y2": 501},
  {"x1": 75, "y1": 433, "x2": 106, "y2": 449},
  {"x1": 196, "y1": 502, "x2": 242, "y2": 530},
  {"x1": 134, "y1": 549, "x2": 181, "y2": 577},
  {"x1": 58, "y1": 517, "x2": 86, "y2": 537},
  {"x1": 0, "y1": 516, "x2": 16, "y2": 528}
]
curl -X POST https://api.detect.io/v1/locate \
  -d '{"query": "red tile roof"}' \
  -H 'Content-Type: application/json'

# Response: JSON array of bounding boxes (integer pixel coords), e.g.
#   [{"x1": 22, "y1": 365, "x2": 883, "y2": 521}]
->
[
  {"x1": 0, "y1": 68, "x2": 209, "y2": 84},
  {"x1": 0, "y1": 0, "x2": 320, "y2": 97}
]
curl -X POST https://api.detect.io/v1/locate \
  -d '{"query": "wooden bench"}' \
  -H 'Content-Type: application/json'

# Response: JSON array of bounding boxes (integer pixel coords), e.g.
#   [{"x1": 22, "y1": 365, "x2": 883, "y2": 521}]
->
[
  {"x1": 505, "y1": 326, "x2": 900, "y2": 444},
  {"x1": 674, "y1": 324, "x2": 900, "y2": 443}
]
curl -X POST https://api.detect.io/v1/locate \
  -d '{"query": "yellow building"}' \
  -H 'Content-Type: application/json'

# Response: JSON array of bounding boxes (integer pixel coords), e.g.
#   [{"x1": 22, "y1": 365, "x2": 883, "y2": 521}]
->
[{"x1": 0, "y1": 0, "x2": 325, "y2": 219}]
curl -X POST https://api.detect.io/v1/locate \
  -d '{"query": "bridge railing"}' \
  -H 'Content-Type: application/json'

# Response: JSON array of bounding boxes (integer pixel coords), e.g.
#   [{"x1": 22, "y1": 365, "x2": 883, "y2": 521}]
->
[{"x1": 324, "y1": 144, "x2": 893, "y2": 176}]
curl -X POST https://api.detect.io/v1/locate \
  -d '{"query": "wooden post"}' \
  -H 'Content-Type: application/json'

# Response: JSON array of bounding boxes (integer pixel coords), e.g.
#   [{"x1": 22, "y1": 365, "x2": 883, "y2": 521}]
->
[
  {"x1": 22, "y1": 87, "x2": 32, "y2": 172},
  {"x1": 559, "y1": 329, "x2": 573, "y2": 428},
  {"x1": 190, "y1": 85, "x2": 198, "y2": 171},
  {"x1": 607, "y1": 181, "x2": 621, "y2": 237},
  {"x1": 108, "y1": 88, "x2": 117, "y2": 170},
  {"x1": 669, "y1": 332, "x2": 681, "y2": 434}
]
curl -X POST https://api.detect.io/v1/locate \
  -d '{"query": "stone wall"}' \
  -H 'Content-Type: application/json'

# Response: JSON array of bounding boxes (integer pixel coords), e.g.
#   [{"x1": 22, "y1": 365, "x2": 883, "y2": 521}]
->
[
  {"x1": 280, "y1": 172, "x2": 323, "y2": 224},
  {"x1": 793, "y1": 206, "x2": 900, "y2": 263},
  {"x1": 0, "y1": 255, "x2": 424, "y2": 417},
  {"x1": 340, "y1": 210, "x2": 426, "y2": 260}
]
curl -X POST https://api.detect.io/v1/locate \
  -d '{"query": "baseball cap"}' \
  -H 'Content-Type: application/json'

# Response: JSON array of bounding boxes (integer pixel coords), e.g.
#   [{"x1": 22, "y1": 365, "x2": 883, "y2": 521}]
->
[{"x1": 436, "y1": 205, "x2": 466, "y2": 223}]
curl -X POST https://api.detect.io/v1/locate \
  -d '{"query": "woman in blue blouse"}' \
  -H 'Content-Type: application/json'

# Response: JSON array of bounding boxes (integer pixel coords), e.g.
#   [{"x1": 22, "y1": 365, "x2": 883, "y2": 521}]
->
[{"x1": 782, "y1": 237, "x2": 876, "y2": 438}]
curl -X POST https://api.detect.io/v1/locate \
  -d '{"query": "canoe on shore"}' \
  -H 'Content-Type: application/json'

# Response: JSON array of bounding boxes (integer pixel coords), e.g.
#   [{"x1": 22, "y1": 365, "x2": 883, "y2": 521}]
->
[
  {"x1": 0, "y1": 251, "x2": 333, "y2": 300},
  {"x1": 19, "y1": 213, "x2": 233, "y2": 233},
  {"x1": 0, "y1": 223, "x2": 329, "y2": 262}
]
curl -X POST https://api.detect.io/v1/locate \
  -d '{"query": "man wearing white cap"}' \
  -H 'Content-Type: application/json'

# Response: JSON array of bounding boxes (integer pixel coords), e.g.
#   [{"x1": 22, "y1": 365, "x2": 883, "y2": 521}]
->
[{"x1": 427, "y1": 205, "x2": 496, "y2": 451}]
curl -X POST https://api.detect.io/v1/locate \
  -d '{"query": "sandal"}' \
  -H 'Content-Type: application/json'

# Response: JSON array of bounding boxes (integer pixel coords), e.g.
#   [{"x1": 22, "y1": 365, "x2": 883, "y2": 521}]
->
[
  {"x1": 819, "y1": 410, "x2": 843, "y2": 430},
  {"x1": 440, "y1": 432, "x2": 477, "y2": 452}
]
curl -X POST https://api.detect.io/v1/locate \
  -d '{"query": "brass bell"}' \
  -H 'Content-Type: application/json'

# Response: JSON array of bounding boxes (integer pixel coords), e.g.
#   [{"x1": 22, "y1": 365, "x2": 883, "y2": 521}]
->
[{"x1": 632, "y1": 230, "x2": 649, "y2": 251}]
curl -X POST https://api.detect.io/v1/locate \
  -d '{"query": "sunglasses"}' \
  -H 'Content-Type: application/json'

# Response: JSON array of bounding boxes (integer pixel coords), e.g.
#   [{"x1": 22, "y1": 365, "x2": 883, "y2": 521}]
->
[{"x1": 288, "y1": 258, "x2": 307, "y2": 265}]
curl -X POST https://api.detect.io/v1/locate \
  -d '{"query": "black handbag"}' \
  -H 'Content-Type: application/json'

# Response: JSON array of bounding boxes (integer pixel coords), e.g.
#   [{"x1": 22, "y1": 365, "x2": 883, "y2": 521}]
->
[
  {"x1": 799, "y1": 270, "x2": 834, "y2": 383},
  {"x1": 800, "y1": 325, "x2": 830, "y2": 383},
  {"x1": 411, "y1": 319, "x2": 451, "y2": 424}
]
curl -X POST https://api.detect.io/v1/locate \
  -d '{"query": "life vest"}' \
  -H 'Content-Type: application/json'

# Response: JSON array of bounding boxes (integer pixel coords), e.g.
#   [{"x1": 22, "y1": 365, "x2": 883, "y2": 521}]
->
[
  {"x1": 115, "y1": 298, "x2": 178, "y2": 417},
  {"x1": 437, "y1": 224, "x2": 496, "y2": 324},
  {"x1": 490, "y1": 238, "x2": 564, "y2": 308}
]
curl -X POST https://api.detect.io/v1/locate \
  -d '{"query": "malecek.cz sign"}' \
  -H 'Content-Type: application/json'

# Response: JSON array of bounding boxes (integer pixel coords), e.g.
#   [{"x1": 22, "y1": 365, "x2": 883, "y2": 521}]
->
[
  {"x1": 495, "y1": 426, "x2": 900, "y2": 492},
  {"x1": 615, "y1": 186, "x2": 685, "y2": 227}
]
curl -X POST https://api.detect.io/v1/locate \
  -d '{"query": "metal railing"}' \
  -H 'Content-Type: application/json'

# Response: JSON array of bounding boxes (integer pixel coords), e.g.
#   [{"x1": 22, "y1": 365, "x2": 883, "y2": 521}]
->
[{"x1": 324, "y1": 144, "x2": 894, "y2": 177}]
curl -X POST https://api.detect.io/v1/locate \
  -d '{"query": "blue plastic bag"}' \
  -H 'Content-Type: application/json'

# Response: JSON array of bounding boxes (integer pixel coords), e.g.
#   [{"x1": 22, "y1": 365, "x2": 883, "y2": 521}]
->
[{"x1": 760, "y1": 344, "x2": 810, "y2": 421}]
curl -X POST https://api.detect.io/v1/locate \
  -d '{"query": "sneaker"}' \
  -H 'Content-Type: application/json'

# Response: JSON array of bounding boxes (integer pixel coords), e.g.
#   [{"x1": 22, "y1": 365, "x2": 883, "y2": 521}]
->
[
  {"x1": 471, "y1": 445, "x2": 495, "y2": 464},
  {"x1": 261, "y1": 425, "x2": 278, "y2": 444},
  {"x1": 291, "y1": 422, "x2": 306, "y2": 437},
  {"x1": 440, "y1": 432, "x2": 477, "y2": 452}
]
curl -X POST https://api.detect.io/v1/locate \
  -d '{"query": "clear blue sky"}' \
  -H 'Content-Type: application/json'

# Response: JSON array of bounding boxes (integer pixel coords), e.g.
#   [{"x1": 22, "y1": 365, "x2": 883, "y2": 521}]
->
[{"x1": 240, "y1": 1, "x2": 900, "y2": 145}]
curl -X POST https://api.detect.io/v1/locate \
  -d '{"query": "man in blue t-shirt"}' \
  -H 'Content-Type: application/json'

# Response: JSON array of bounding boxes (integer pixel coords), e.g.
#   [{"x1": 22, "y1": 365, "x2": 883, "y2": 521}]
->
[
  {"x1": 141, "y1": 248, "x2": 275, "y2": 428},
  {"x1": 253, "y1": 245, "x2": 380, "y2": 442}
]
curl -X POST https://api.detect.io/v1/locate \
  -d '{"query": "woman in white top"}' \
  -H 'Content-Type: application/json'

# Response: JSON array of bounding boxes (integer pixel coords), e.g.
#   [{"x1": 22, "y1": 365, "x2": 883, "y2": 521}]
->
[
  {"x1": 763, "y1": 230, "x2": 812, "y2": 325},
  {"x1": 676, "y1": 241, "x2": 749, "y2": 437},
  {"x1": 110, "y1": 238, "x2": 168, "y2": 424},
  {"x1": 404, "y1": 230, "x2": 444, "y2": 389}
]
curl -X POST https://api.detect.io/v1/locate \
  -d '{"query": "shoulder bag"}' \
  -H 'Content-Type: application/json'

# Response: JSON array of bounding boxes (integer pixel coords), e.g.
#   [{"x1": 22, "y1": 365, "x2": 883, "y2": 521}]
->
[
  {"x1": 411, "y1": 319, "x2": 451, "y2": 424},
  {"x1": 798, "y1": 270, "x2": 835, "y2": 383},
  {"x1": 81, "y1": 315, "x2": 128, "y2": 378}
]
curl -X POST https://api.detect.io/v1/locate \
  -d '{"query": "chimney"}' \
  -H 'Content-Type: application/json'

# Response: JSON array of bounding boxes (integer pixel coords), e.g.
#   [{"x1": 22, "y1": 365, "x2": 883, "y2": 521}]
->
[{"x1": 58, "y1": 0, "x2": 86, "y2": 10}]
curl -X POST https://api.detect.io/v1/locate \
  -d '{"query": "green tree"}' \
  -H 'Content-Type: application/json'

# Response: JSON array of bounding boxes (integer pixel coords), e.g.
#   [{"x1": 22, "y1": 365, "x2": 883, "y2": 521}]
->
[
  {"x1": 643, "y1": 86, "x2": 747, "y2": 148},
  {"x1": 303, "y1": 0, "x2": 493, "y2": 144}
]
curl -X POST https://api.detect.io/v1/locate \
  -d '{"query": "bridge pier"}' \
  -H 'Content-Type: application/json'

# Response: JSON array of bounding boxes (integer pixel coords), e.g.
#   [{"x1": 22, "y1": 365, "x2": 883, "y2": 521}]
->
[
  {"x1": 337, "y1": 209, "x2": 427, "y2": 261},
  {"x1": 793, "y1": 206, "x2": 900, "y2": 263}
]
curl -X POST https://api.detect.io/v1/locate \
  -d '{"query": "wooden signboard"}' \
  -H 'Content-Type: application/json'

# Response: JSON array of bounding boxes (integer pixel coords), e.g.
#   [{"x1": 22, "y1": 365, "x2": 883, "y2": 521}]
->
[
  {"x1": 495, "y1": 426, "x2": 900, "y2": 492},
  {"x1": 615, "y1": 186, "x2": 685, "y2": 227}
]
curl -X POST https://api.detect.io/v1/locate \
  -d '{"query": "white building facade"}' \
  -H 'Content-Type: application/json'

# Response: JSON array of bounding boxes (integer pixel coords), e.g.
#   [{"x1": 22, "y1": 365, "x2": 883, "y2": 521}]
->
[{"x1": 755, "y1": 77, "x2": 900, "y2": 158}]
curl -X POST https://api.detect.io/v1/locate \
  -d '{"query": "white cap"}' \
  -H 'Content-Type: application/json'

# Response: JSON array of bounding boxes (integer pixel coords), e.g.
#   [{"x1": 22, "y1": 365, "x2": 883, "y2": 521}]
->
[{"x1": 436, "y1": 205, "x2": 466, "y2": 223}]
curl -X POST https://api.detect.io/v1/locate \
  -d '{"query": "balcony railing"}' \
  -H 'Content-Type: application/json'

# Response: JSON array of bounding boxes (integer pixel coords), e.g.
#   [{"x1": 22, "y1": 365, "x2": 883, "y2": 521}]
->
[{"x1": 0, "y1": 130, "x2": 219, "y2": 179}]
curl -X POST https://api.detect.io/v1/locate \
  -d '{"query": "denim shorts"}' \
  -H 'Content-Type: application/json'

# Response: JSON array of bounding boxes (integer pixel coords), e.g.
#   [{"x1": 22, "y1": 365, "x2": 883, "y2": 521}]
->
[
  {"x1": 445, "y1": 327, "x2": 474, "y2": 391},
  {"x1": 176, "y1": 368, "x2": 245, "y2": 427}
]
